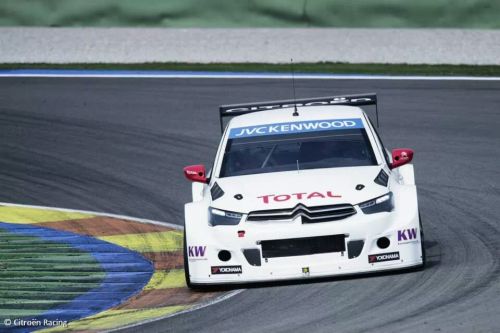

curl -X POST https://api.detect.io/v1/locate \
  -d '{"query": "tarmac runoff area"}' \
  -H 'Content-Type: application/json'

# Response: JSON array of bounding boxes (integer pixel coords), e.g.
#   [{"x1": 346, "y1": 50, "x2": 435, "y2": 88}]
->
[{"x1": 0, "y1": 203, "x2": 229, "y2": 332}]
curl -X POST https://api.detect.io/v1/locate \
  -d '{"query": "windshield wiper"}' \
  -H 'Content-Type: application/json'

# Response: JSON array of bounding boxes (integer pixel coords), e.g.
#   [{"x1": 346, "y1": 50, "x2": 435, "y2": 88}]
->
[{"x1": 260, "y1": 145, "x2": 277, "y2": 168}]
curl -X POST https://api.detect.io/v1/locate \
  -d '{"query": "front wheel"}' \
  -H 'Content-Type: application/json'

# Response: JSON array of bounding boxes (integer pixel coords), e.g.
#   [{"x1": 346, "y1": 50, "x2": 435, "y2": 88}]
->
[
  {"x1": 183, "y1": 230, "x2": 193, "y2": 289},
  {"x1": 419, "y1": 213, "x2": 427, "y2": 268}
]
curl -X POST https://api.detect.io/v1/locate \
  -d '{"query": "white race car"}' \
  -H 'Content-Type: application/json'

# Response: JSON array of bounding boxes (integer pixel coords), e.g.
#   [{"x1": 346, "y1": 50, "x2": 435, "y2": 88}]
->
[{"x1": 183, "y1": 93, "x2": 425, "y2": 288}]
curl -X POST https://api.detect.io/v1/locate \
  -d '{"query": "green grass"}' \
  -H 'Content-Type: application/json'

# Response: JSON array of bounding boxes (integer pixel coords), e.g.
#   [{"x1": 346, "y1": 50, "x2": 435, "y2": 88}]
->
[
  {"x1": 0, "y1": 229, "x2": 105, "y2": 318},
  {"x1": 1, "y1": 62, "x2": 499, "y2": 76}
]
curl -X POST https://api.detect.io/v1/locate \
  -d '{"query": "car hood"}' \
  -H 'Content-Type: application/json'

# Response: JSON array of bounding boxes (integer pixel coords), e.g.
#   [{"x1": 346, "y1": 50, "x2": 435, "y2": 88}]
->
[{"x1": 211, "y1": 166, "x2": 388, "y2": 213}]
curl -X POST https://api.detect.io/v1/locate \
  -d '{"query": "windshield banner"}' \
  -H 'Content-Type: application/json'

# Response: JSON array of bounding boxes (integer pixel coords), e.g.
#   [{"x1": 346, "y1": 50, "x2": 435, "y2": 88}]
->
[{"x1": 228, "y1": 118, "x2": 364, "y2": 139}]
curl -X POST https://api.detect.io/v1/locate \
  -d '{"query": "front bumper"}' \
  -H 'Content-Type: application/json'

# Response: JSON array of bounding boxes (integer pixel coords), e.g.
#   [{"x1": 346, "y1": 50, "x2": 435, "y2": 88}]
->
[{"x1": 186, "y1": 204, "x2": 423, "y2": 284}]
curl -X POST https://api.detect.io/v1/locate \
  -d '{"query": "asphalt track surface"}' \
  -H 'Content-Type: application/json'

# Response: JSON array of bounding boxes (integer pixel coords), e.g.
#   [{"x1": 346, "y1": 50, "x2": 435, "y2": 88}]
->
[{"x1": 0, "y1": 77, "x2": 499, "y2": 333}]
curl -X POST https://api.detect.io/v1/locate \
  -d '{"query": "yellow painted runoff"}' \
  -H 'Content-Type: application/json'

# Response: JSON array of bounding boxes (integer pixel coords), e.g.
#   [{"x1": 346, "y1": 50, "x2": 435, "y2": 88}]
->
[
  {"x1": 144, "y1": 269, "x2": 186, "y2": 290},
  {"x1": 0, "y1": 206, "x2": 92, "y2": 224},
  {"x1": 98, "y1": 230, "x2": 183, "y2": 253}
]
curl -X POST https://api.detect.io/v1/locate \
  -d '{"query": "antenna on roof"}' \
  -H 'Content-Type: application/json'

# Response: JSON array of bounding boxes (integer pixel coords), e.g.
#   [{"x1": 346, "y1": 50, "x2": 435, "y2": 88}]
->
[{"x1": 290, "y1": 58, "x2": 299, "y2": 117}]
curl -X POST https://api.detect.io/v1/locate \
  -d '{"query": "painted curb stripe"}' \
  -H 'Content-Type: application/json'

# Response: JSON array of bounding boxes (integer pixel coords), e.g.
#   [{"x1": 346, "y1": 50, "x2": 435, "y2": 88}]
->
[
  {"x1": 0, "y1": 222, "x2": 154, "y2": 332},
  {"x1": 42, "y1": 217, "x2": 173, "y2": 237},
  {"x1": 0, "y1": 206, "x2": 91, "y2": 224},
  {"x1": 143, "y1": 269, "x2": 186, "y2": 290},
  {"x1": 0, "y1": 203, "x2": 242, "y2": 332},
  {"x1": 98, "y1": 231, "x2": 183, "y2": 253}
]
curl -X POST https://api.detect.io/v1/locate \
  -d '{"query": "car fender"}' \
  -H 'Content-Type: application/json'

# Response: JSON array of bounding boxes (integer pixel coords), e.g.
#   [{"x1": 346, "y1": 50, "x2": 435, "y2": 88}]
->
[
  {"x1": 184, "y1": 200, "x2": 210, "y2": 236},
  {"x1": 396, "y1": 164, "x2": 415, "y2": 186},
  {"x1": 191, "y1": 182, "x2": 206, "y2": 202}
]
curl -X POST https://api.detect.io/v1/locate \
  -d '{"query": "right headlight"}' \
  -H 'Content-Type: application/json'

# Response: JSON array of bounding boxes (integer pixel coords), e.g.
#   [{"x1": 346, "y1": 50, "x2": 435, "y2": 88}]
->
[
  {"x1": 358, "y1": 192, "x2": 394, "y2": 214},
  {"x1": 208, "y1": 207, "x2": 243, "y2": 226}
]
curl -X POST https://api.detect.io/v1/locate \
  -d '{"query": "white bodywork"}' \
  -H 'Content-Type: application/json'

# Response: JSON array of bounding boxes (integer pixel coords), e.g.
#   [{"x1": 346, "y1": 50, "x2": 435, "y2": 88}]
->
[{"x1": 185, "y1": 105, "x2": 423, "y2": 284}]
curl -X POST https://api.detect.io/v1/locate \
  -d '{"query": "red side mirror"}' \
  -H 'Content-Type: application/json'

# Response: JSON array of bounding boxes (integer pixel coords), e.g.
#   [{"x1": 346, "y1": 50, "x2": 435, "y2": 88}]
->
[
  {"x1": 183, "y1": 165, "x2": 207, "y2": 183},
  {"x1": 390, "y1": 148, "x2": 414, "y2": 169}
]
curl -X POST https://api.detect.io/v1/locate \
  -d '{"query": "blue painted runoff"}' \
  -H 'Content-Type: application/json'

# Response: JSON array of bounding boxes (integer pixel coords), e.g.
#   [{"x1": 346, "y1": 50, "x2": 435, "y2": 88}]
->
[{"x1": 0, "y1": 222, "x2": 154, "y2": 333}]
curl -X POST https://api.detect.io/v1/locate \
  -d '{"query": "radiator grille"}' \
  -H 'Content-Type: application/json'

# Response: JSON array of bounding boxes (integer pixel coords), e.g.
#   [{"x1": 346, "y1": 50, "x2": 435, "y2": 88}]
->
[{"x1": 247, "y1": 203, "x2": 356, "y2": 223}]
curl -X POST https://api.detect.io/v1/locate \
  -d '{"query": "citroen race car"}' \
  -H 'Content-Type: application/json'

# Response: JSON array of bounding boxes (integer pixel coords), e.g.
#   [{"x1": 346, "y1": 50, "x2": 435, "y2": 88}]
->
[{"x1": 183, "y1": 93, "x2": 425, "y2": 287}]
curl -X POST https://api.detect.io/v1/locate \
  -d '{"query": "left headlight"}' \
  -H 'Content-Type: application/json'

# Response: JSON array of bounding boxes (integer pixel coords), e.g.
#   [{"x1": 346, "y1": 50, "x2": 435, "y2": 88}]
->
[
  {"x1": 208, "y1": 207, "x2": 243, "y2": 226},
  {"x1": 358, "y1": 192, "x2": 394, "y2": 214}
]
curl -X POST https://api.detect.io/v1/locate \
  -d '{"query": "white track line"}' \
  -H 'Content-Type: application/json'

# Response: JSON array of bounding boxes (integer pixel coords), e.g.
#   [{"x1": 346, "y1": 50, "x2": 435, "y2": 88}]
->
[
  {"x1": 105, "y1": 289, "x2": 245, "y2": 333},
  {"x1": 1, "y1": 73, "x2": 500, "y2": 81}
]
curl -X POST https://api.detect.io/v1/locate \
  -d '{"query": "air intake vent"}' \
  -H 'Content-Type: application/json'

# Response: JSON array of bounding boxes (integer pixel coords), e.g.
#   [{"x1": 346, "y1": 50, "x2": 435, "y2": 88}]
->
[
  {"x1": 261, "y1": 234, "x2": 346, "y2": 258},
  {"x1": 347, "y1": 240, "x2": 365, "y2": 259},
  {"x1": 243, "y1": 249, "x2": 261, "y2": 266},
  {"x1": 374, "y1": 169, "x2": 389, "y2": 187},
  {"x1": 247, "y1": 203, "x2": 356, "y2": 223},
  {"x1": 210, "y1": 182, "x2": 224, "y2": 201}
]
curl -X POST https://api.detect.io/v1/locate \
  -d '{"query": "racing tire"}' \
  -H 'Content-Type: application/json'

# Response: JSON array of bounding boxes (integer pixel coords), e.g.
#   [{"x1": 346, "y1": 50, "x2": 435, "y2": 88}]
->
[
  {"x1": 417, "y1": 213, "x2": 427, "y2": 269},
  {"x1": 183, "y1": 230, "x2": 194, "y2": 289}
]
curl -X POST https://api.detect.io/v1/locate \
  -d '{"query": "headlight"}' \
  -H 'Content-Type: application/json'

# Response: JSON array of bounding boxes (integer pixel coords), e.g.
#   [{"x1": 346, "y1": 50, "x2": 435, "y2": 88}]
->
[
  {"x1": 208, "y1": 207, "x2": 243, "y2": 226},
  {"x1": 358, "y1": 192, "x2": 394, "y2": 214}
]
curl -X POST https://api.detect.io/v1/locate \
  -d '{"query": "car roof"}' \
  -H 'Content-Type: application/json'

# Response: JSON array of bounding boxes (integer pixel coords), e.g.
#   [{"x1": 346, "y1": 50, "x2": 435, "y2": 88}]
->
[{"x1": 227, "y1": 105, "x2": 367, "y2": 129}]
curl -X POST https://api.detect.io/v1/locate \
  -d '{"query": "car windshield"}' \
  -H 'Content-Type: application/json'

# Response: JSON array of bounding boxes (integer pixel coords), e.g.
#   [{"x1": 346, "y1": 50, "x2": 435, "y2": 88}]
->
[{"x1": 219, "y1": 128, "x2": 376, "y2": 177}]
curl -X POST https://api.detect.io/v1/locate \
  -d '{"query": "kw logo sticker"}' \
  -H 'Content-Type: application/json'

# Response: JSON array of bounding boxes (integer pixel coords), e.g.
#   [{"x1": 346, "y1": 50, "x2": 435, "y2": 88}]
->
[
  {"x1": 188, "y1": 246, "x2": 206, "y2": 259},
  {"x1": 398, "y1": 228, "x2": 418, "y2": 244}
]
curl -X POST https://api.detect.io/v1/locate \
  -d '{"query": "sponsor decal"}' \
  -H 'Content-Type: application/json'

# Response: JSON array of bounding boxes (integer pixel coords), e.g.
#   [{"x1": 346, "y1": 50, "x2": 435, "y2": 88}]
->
[
  {"x1": 188, "y1": 245, "x2": 207, "y2": 260},
  {"x1": 228, "y1": 118, "x2": 364, "y2": 139},
  {"x1": 368, "y1": 251, "x2": 400, "y2": 263},
  {"x1": 258, "y1": 191, "x2": 341, "y2": 204},
  {"x1": 398, "y1": 228, "x2": 418, "y2": 244},
  {"x1": 211, "y1": 265, "x2": 243, "y2": 274}
]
